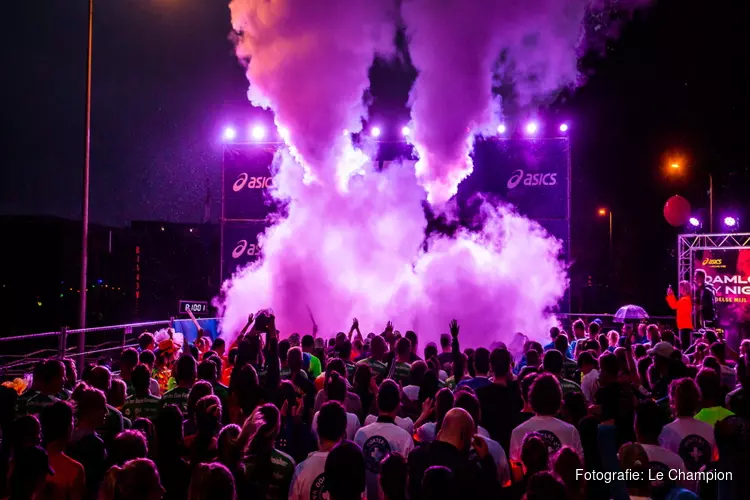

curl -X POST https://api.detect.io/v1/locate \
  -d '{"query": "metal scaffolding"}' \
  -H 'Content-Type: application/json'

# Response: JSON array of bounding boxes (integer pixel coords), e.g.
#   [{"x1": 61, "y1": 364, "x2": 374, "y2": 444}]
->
[{"x1": 677, "y1": 232, "x2": 750, "y2": 283}]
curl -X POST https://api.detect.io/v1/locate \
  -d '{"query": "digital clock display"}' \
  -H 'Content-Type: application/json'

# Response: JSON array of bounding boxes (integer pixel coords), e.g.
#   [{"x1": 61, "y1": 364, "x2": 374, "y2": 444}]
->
[{"x1": 178, "y1": 300, "x2": 208, "y2": 315}]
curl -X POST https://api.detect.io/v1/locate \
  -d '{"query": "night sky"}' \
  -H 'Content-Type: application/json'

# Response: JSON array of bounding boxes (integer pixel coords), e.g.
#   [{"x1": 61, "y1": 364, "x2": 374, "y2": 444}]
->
[{"x1": 2, "y1": 0, "x2": 749, "y2": 309}]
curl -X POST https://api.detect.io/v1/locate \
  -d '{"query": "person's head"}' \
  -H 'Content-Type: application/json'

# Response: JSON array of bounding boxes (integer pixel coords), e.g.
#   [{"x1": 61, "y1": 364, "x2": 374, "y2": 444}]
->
[
  {"x1": 217, "y1": 424, "x2": 241, "y2": 468},
  {"x1": 338, "y1": 341, "x2": 353, "y2": 361},
  {"x1": 453, "y1": 391, "x2": 481, "y2": 433},
  {"x1": 301, "y1": 334, "x2": 315, "y2": 353},
  {"x1": 409, "y1": 360, "x2": 428, "y2": 386},
  {"x1": 424, "y1": 342, "x2": 438, "y2": 361},
  {"x1": 40, "y1": 400, "x2": 74, "y2": 447},
  {"x1": 131, "y1": 364, "x2": 152, "y2": 396},
  {"x1": 155, "y1": 405, "x2": 184, "y2": 451},
  {"x1": 325, "y1": 440, "x2": 366, "y2": 500},
  {"x1": 7, "y1": 445, "x2": 53, "y2": 500},
  {"x1": 439, "y1": 333, "x2": 451, "y2": 351},
  {"x1": 553, "y1": 333, "x2": 569, "y2": 356},
  {"x1": 88, "y1": 365, "x2": 113, "y2": 394},
  {"x1": 521, "y1": 433, "x2": 550, "y2": 475},
  {"x1": 120, "y1": 348, "x2": 139, "y2": 373},
  {"x1": 696, "y1": 368, "x2": 723, "y2": 407},
  {"x1": 472, "y1": 347, "x2": 490, "y2": 376},
  {"x1": 396, "y1": 337, "x2": 411, "y2": 361},
  {"x1": 490, "y1": 348, "x2": 511, "y2": 378},
  {"x1": 422, "y1": 465, "x2": 456, "y2": 500},
  {"x1": 73, "y1": 385, "x2": 108, "y2": 427},
  {"x1": 377, "y1": 380, "x2": 401, "y2": 416},
  {"x1": 577, "y1": 351, "x2": 598, "y2": 374},
  {"x1": 287, "y1": 346, "x2": 303, "y2": 374},
  {"x1": 572, "y1": 320, "x2": 585, "y2": 339},
  {"x1": 187, "y1": 381, "x2": 214, "y2": 418},
  {"x1": 669, "y1": 377, "x2": 701, "y2": 417},
  {"x1": 353, "y1": 363, "x2": 372, "y2": 392},
  {"x1": 111, "y1": 430, "x2": 148, "y2": 466},
  {"x1": 317, "y1": 401, "x2": 347, "y2": 445},
  {"x1": 598, "y1": 352, "x2": 619, "y2": 379},
  {"x1": 710, "y1": 341, "x2": 727, "y2": 363},
  {"x1": 198, "y1": 359, "x2": 219, "y2": 384},
  {"x1": 61, "y1": 358, "x2": 77, "y2": 390},
  {"x1": 525, "y1": 350, "x2": 540, "y2": 368},
  {"x1": 678, "y1": 280, "x2": 691, "y2": 296},
  {"x1": 139, "y1": 350, "x2": 156, "y2": 370},
  {"x1": 250, "y1": 403, "x2": 281, "y2": 449},
  {"x1": 101, "y1": 458, "x2": 164, "y2": 500},
  {"x1": 618, "y1": 443, "x2": 650, "y2": 497},
  {"x1": 634, "y1": 400, "x2": 665, "y2": 444},
  {"x1": 326, "y1": 371, "x2": 348, "y2": 403},
  {"x1": 434, "y1": 388, "x2": 455, "y2": 432},
  {"x1": 529, "y1": 373, "x2": 562, "y2": 416},
  {"x1": 175, "y1": 354, "x2": 197, "y2": 385},
  {"x1": 138, "y1": 333, "x2": 155, "y2": 352},
  {"x1": 524, "y1": 471, "x2": 567, "y2": 500},
  {"x1": 646, "y1": 324, "x2": 661, "y2": 344},
  {"x1": 13, "y1": 414, "x2": 41, "y2": 448},
  {"x1": 189, "y1": 462, "x2": 236, "y2": 500},
  {"x1": 39, "y1": 359, "x2": 66, "y2": 395},
  {"x1": 521, "y1": 372, "x2": 538, "y2": 407},
  {"x1": 694, "y1": 268, "x2": 707, "y2": 286},
  {"x1": 542, "y1": 349, "x2": 564, "y2": 377},
  {"x1": 588, "y1": 321, "x2": 601, "y2": 338},
  {"x1": 108, "y1": 379, "x2": 127, "y2": 407},
  {"x1": 405, "y1": 331, "x2": 418, "y2": 353},
  {"x1": 436, "y1": 408, "x2": 474, "y2": 453},
  {"x1": 379, "y1": 453, "x2": 407, "y2": 500},
  {"x1": 607, "y1": 330, "x2": 619, "y2": 348},
  {"x1": 552, "y1": 446, "x2": 584, "y2": 498},
  {"x1": 195, "y1": 395, "x2": 222, "y2": 438},
  {"x1": 212, "y1": 338, "x2": 226, "y2": 357},
  {"x1": 549, "y1": 326, "x2": 560, "y2": 341},
  {"x1": 562, "y1": 391, "x2": 587, "y2": 427},
  {"x1": 370, "y1": 335, "x2": 386, "y2": 360}
]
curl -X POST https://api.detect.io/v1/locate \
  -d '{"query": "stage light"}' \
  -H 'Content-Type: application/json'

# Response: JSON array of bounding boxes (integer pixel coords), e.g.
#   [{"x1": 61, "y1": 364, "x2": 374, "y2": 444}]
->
[
  {"x1": 688, "y1": 217, "x2": 701, "y2": 227},
  {"x1": 497, "y1": 124, "x2": 507, "y2": 134},
  {"x1": 250, "y1": 125, "x2": 266, "y2": 141},
  {"x1": 371, "y1": 126, "x2": 381, "y2": 138},
  {"x1": 222, "y1": 126, "x2": 237, "y2": 141},
  {"x1": 559, "y1": 123, "x2": 569, "y2": 132},
  {"x1": 401, "y1": 126, "x2": 410, "y2": 137},
  {"x1": 525, "y1": 121, "x2": 539, "y2": 135},
  {"x1": 724, "y1": 216, "x2": 738, "y2": 228}
]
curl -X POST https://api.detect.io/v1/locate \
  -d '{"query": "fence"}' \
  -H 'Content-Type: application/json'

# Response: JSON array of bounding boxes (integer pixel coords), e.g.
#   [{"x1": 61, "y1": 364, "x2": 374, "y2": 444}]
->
[
  {"x1": 0, "y1": 318, "x2": 219, "y2": 379},
  {"x1": 0, "y1": 312, "x2": 675, "y2": 379}
]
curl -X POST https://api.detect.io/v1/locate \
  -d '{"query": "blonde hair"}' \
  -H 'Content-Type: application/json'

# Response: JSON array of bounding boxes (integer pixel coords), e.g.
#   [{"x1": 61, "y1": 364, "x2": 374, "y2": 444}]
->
[
  {"x1": 100, "y1": 459, "x2": 162, "y2": 500},
  {"x1": 679, "y1": 280, "x2": 691, "y2": 296},
  {"x1": 607, "y1": 330, "x2": 619, "y2": 347}
]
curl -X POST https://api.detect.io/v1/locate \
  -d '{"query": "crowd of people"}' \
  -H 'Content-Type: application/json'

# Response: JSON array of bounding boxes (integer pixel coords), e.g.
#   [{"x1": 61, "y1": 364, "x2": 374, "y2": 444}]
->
[{"x1": 1, "y1": 304, "x2": 749, "y2": 500}]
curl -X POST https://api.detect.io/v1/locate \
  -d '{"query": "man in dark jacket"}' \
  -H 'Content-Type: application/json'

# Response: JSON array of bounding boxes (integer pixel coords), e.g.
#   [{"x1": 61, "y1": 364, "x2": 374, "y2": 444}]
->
[
  {"x1": 693, "y1": 269, "x2": 717, "y2": 328},
  {"x1": 407, "y1": 408, "x2": 501, "y2": 500}
]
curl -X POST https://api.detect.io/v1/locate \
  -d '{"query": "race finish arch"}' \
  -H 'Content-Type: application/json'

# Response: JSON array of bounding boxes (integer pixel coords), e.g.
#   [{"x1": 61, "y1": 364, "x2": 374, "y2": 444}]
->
[
  {"x1": 677, "y1": 233, "x2": 750, "y2": 347},
  {"x1": 221, "y1": 139, "x2": 571, "y2": 312}
]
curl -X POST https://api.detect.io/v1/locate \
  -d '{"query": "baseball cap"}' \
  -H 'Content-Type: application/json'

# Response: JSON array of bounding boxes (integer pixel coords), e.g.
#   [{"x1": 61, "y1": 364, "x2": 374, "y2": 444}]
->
[
  {"x1": 14, "y1": 445, "x2": 54, "y2": 476},
  {"x1": 647, "y1": 341, "x2": 675, "y2": 359}
]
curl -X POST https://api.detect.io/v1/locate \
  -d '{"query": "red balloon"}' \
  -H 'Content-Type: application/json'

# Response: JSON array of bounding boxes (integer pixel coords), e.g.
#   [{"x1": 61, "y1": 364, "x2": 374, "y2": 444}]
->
[{"x1": 664, "y1": 195, "x2": 692, "y2": 227}]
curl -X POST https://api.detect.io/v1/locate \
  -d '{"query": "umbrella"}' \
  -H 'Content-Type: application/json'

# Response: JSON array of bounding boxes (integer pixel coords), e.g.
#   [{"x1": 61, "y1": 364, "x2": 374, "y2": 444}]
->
[{"x1": 613, "y1": 305, "x2": 648, "y2": 323}]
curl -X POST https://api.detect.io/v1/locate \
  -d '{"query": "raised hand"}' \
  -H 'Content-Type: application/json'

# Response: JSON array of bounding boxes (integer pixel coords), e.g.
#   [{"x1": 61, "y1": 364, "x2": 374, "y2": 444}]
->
[
  {"x1": 352, "y1": 318, "x2": 360, "y2": 330},
  {"x1": 420, "y1": 397, "x2": 435, "y2": 419},
  {"x1": 248, "y1": 313, "x2": 254, "y2": 324},
  {"x1": 385, "y1": 320, "x2": 394, "y2": 333},
  {"x1": 449, "y1": 319, "x2": 459, "y2": 338}
]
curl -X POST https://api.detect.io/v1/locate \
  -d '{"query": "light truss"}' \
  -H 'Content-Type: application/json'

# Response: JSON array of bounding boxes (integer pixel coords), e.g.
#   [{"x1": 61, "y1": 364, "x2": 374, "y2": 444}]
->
[{"x1": 677, "y1": 233, "x2": 750, "y2": 283}]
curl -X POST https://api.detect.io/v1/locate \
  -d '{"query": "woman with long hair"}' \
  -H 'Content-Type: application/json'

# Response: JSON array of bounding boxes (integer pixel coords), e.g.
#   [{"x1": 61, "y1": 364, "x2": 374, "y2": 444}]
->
[
  {"x1": 186, "y1": 395, "x2": 222, "y2": 466},
  {"x1": 241, "y1": 404, "x2": 296, "y2": 500},
  {"x1": 100, "y1": 458, "x2": 164, "y2": 500},
  {"x1": 414, "y1": 388, "x2": 454, "y2": 444},
  {"x1": 188, "y1": 462, "x2": 236, "y2": 500}
]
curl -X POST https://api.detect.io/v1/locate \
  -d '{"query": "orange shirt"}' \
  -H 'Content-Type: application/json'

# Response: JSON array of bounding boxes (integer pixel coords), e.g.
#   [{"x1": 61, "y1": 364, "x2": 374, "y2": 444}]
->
[
  {"x1": 666, "y1": 293, "x2": 694, "y2": 330},
  {"x1": 45, "y1": 450, "x2": 86, "y2": 500}
]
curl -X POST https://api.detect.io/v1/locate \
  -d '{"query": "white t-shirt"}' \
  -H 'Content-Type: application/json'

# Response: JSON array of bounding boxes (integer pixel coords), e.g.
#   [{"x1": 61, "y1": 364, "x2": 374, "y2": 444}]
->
[
  {"x1": 581, "y1": 369, "x2": 599, "y2": 403},
  {"x1": 149, "y1": 378, "x2": 161, "y2": 397},
  {"x1": 658, "y1": 417, "x2": 716, "y2": 472},
  {"x1": 364, "y1": 414, "x2": 414, "y2": 436},
  {"x1": 509, "y1": 415, "x2": 583, "y2": 461},
  {"x1": 402, "y1": 385, "x2": 420, "y2": 401},
  {"x1": 640, "y1": 443, "x2": 693, "y2": 492},
  {"x1": 354, "y1": 421, "x2": 415, "y2": 500},
  {"x1": 312, "y1": 410, "x2": 361, "y2": 440},
  {"x1": 289, "y1": 451, "x2": 328, "y2": 500}
]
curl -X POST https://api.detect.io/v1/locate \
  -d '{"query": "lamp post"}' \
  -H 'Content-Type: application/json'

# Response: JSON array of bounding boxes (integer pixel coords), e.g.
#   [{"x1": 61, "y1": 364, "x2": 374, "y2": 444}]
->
[
  {"x1": 79, "y1": 0, "x2": 94, "y2": 369},
  {"x1": 669, "y1": 161, "x2": 714, "y2": 232},
  {"x1": 598, "y1": 208, "x2": 613, "y2": 260}
]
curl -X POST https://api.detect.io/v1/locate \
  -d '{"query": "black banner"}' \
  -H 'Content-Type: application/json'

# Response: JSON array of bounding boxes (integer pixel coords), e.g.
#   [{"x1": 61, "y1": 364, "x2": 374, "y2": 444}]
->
[
  {"x1": 223, "y1": 145, "x2": 278, "y2": 220},
  {"x1": 221, "y1": 220, "x2": 268, "y2": 282}
]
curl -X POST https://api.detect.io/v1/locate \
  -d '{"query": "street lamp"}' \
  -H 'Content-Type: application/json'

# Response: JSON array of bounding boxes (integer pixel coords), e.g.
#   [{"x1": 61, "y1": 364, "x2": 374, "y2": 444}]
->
[
  {"x1": 666, "y1": 159, "x2": 714, "y2": 232},
  {"x1": 598, "y1": 208, "x2": 613, "y2": 260}
]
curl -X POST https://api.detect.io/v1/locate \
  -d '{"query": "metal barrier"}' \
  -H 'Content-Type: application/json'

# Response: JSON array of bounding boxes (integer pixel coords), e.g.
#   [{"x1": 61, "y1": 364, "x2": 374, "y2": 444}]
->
[{"x1": 0, "y1": 318, "x2": 219, "y2": 379}]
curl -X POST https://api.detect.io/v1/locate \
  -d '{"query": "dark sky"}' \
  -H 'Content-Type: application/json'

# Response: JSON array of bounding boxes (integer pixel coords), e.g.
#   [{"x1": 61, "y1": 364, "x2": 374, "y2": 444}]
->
[{"x1": 2, "y1": 0, "x2": 749, "y2": 306}]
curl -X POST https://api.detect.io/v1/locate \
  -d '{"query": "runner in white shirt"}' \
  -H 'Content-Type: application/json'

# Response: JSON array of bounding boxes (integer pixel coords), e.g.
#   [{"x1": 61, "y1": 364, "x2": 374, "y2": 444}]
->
[
  {"x1": 313, "y1": 372, "x2": 361, "y2": 440},
  {"x1": 312, "y1": 410, "x2": 360, "y2": 440},
  {"x1": 415, "y1": 421, "x2": 491, "y2": 444},
  {"x1": 658, "y1": 378, "x2": 716, "y2": 473},
  {"x1": 577, "y1": 351, "x2": 599, "y2": 403},
  {"x1": 509, "y1": 373, "x2": 583, "y2": 460},
  {"x1": 363, "y1": 414, "x2": 414, "y2": 436},
  {"x1": 353, "y1": 380, "x2": 414, "y2": 500},
  {"x1": 290, "y1": 402, "x2": 348, "y2": 500},
  {"x1": 635, "y1": 400, "x2": 693, "y2": 493}
]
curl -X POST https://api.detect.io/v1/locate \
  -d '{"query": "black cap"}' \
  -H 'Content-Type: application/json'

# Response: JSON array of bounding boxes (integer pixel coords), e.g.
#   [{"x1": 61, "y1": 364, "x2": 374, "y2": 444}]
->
[{"x1": 14, "y1": 445, "x2": 54, "y2": 476}]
